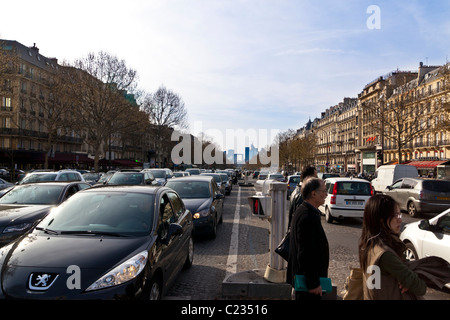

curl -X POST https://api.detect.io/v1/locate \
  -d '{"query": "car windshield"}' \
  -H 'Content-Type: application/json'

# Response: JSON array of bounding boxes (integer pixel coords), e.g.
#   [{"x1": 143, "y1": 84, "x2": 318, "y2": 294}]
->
[
  {"x1": 166, "y1": 181, "x2": 211, "y2": 199},
  {"x1": 202, "y1": 174, "x2": 221, "y2": 184},
  {"x1": 289, "y1": 176, "x2": 301, "y2": 183},
  {"x1": 21, "y1": 173, "x2": 57, "y2": 183},
  {"x1": 149, "y1": 170, "x2": 166, "y2": 178},
  {"x1": 270, "y1": 174, "x2": 283, "y2": 179},
  {"x1": 333, "y1": 182, "x2": 372, "y2": 195},
  {"x1": 37, "y1": 192, "x2": 154, "y2": 236},
  {"x1": 422, "y1": 180, "x2": 450, "y2": 192},
  {"x1": 108, "y1": 173, "x2": 144, "y2": 185},
  {"x1": 83, "y1": 173, "x2": 100, "y2": 181},
  {"x1": 0, "y1": 184, "x2": 63, "y2": 205}
]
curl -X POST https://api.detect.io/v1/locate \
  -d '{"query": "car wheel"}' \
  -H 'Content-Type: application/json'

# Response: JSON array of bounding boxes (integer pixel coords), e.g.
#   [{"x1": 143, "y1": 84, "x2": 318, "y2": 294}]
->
[
  {"x1": 147, "y1": 275, "x2": 162, "y2": 300},
  {"x1": 407, "y1": 201, "x2": 419, "y2": 218},
  {"x1": 210, "y1": 216, "x2": 217, "y2": 239},
  {"x1": 325, "y1": 207, "x2": 334, "y2": 223},
  {"x1": 183, "y1": 234, "x2": 194, "y2": 269},
  {"x1": 404, "y1": 242, "x2": 418, "y2": 261}
]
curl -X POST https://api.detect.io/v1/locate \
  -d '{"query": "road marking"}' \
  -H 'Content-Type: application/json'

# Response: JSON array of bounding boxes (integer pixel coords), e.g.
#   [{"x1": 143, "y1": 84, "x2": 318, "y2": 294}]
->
[{"x1": 225, "y1": 186, "x2": 240, "y2": 277}]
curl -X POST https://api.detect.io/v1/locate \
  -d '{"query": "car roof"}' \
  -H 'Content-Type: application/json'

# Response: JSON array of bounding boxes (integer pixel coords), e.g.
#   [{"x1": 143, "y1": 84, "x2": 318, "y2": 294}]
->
[
  {"x1": 17, "y1": 181, "x2": 85, "y2": 186},
  {"x1": 324, "y1": 177, "x2": 370, "y2": 183},
  {"x1": 168, "y1": 175, "x2": 213, "y2": 182},
  {"x1": 87, "y1": 185, "x2": 166, "y2": 194}
]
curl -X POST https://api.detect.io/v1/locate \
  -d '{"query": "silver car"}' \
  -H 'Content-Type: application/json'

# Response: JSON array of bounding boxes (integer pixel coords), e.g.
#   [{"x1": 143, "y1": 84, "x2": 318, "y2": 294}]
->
[{"x1": 384, "y1": 178, "x2": 450, "y2": 217}]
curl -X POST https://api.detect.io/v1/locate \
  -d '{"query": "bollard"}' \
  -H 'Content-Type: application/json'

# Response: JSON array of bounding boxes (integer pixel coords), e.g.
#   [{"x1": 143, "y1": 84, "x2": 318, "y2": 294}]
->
[{"x1": 264, "y1": 181, "x2": 287, "y2": 283}]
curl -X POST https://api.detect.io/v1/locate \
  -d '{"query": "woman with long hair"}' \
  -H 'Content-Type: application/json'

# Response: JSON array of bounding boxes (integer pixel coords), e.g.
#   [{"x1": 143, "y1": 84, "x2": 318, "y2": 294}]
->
[{"x1": 359, "y1": 194, "x2": 426, "y2": 299}]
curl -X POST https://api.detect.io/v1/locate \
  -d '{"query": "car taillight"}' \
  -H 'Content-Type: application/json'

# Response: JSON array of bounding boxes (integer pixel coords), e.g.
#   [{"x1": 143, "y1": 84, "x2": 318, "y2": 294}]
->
[
  {"x1": 419, "y1": 191, "x2": 424, "y2": 199},
  {"x1": 370, "y1": 185, "x2": 374, "y2": 196},
  {"x1": 331, "y1": 183, "x2": 337, "y2": 204}
]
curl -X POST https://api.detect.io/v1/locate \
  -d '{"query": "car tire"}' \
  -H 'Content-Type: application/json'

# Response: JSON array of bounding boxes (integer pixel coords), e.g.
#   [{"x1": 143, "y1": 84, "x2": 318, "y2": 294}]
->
[
  {"x1": 407, "y1": 201, "x2": 419, "y2": 218},
  {"x1": 404, "y1": 242, "x2": 418, "y2": 261},
  {"x1": 210, "y1": 215, "x2": 217, "y2": 239},
  {"x1": 325, "y1": 207, "x2": 334, "y2": 224},
  {"x1": 147, "y1": 275, "x2": 162, "y2": 300},
  {"x1": 183, "y1": 235, "x2": 194, "y2": 269}
]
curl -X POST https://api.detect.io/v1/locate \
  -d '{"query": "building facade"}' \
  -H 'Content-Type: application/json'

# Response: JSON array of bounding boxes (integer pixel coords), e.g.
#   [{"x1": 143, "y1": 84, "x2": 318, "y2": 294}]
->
[
  {"x1": 295, "y1": 62, "x2": 450, "y2": 175},
  {"x1": 0, "y1": 39, "x2": 148, "y2": 172}
]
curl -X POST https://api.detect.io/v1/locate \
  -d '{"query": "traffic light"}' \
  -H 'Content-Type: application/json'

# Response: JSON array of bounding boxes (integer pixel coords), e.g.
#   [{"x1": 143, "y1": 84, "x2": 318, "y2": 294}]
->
[
  {"x1": 376, "y1": 150, "x2": 383, "y2": 161},
  {"x1": 248, "y1": 195, "x2": 271, "y2": 218}
]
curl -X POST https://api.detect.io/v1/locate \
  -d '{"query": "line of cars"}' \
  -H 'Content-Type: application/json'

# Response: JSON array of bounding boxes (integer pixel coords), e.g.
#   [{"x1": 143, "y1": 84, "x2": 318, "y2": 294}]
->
[
  {"x1": 314, "y1": 167, "x2": 450, "y2": 287},
  {"x1": 0, "y1": 168, "x2": 234, "y2": 300}
]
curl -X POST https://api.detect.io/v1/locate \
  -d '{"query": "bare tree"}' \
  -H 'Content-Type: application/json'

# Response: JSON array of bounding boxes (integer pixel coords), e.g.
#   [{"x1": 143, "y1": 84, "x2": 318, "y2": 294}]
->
[
  {"x1": 275, "y1": 129, "x2": 296, "y2": 172},
  {"x1": 365, "y1": 68, "x2": 449, "y2": 163},
  {"x1": 289, "y1": 134, "x2": 316, "y2": 171},
  {"x1": 28, "y1": 66, "x2": 80, "y2": 168},
  {"x1": 68, "y1": 52, "x2": 139, "y2": 171},
  {"x1": 141, "y1": 85, "x2": 188, "y2": 166}
]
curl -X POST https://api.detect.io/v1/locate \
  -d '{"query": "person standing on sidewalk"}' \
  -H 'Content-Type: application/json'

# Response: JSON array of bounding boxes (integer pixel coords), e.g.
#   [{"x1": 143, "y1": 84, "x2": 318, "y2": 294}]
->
[
  {"x1": 287, "y1": 177, "x2": 329, "y2": 300},
  {"x1": 287, "y1": 166, "x2": 318, "y2": 228},
  {"x1": 359, "y1": 194, "x2": 426, "y2": 299}
]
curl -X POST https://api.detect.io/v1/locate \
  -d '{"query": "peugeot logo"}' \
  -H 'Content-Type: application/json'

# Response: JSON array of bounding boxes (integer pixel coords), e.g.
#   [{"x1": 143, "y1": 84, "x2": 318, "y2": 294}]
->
[{"x1": 28, "y1": 273, "x2": 59, "y2": 291}]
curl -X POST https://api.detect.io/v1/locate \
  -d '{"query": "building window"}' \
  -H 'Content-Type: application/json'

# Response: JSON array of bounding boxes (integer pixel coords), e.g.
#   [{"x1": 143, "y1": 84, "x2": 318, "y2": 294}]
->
[
  {"x1": 1, "y1": 97, "x2": 11, "y2": 110},
  {"x1": 2, "y1": 117, "x2": 11, "y2": 128}
]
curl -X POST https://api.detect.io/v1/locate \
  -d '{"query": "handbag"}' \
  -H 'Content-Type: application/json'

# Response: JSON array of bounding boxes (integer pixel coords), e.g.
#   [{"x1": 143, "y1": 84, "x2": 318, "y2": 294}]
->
[
  {"x1": 274, "y1": 230, "x2": 290, "y2": 261},
  {"x1": 341, "y1": 267, "x2": 363, "y2": 300}
]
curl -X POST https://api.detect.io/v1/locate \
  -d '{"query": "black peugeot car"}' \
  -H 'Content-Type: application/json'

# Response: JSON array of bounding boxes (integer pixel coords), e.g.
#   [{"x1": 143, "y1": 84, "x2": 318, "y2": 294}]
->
[
  {"x1": 165, "y1": 175, "x2": 223, "y2": 238},
  {"x1": 0, "y1": 185, "x2": 193, "y2": 300}
]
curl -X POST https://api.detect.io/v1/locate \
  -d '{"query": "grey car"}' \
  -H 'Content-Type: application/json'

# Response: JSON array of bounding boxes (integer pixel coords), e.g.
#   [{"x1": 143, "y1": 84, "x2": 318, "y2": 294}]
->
[
  {"x1": 384, "y1": 178, "x2": 450, "y2": 217},
  {"x1": 0, "y1": 181, "x2": 91, "y2": 246}
]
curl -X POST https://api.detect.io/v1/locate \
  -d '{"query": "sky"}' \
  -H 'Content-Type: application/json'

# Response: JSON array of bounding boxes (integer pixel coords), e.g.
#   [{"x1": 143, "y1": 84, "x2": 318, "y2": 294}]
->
[{"x1": 1, "y1": 0, "x2": 450, "y2": 153}]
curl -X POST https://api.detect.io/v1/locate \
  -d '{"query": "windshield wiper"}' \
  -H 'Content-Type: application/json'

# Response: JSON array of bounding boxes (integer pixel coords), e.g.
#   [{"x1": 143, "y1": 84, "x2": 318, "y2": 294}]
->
[
  {"x1": 35, "y1": 227, "x2": 60, "y2": 235},
  {"x1": 60, "y1": 230, "x2": 127, "y2": 237}
]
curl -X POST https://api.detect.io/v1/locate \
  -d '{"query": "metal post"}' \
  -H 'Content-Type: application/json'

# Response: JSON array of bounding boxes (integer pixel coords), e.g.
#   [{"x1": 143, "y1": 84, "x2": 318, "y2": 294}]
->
[{"x1": 264, "y1": 181, "x2": 287, "y2": 283}]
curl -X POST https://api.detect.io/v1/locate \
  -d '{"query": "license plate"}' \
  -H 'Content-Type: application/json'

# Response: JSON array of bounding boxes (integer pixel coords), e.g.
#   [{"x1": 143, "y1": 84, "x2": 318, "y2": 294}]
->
[
  {"x1": 346, "y1": 200, "x2": 364, "y2": 206},
  {"x1": 436, "y1": 196, "x2": 450, "y2": 201}
]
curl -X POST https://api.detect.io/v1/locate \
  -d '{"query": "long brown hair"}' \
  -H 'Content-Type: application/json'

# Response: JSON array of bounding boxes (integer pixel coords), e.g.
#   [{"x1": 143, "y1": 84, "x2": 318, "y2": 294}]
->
[{"x1": 359, "y1": 194, "x2": 405, "y2": 270}]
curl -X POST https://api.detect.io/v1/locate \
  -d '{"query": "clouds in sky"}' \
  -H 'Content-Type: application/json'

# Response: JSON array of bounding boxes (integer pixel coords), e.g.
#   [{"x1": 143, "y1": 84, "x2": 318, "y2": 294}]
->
[{"x1": 1, "y1": 0, "x2": 449, "y2": 151}]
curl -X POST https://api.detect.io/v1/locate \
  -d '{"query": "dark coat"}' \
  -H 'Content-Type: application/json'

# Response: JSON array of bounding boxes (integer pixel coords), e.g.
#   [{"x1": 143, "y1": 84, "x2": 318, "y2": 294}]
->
[{"x1": 287, "y1": 201, "x2": 329, "y2": 289}]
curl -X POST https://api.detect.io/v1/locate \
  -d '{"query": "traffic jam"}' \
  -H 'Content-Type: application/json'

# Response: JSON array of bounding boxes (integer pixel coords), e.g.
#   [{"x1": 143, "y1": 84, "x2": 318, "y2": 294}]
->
[{"x1": 0, "y1": 166, "x2": 449, "y2": 300}]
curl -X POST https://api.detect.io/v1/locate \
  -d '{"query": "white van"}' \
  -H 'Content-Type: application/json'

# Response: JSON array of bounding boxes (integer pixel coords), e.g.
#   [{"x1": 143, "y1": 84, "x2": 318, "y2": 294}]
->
[{"x1": 371, "y1": 164, "x2": 418, "y2": 193}]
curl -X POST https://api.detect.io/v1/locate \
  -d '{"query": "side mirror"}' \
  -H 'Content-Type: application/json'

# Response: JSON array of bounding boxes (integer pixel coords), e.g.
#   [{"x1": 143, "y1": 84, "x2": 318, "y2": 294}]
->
[
  {"x1": 418, "y1": 219, "x2": 430, "y2": 231},
  {"x1": 168, "y1": 223, "x2": 183, "y2": 238}
]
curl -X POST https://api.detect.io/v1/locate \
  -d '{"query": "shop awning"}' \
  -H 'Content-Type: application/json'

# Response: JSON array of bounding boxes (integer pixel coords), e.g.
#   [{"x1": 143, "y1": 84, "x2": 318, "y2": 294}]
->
[{"x1": 407, "y1": 160, "x2": 449, "y2": 169}]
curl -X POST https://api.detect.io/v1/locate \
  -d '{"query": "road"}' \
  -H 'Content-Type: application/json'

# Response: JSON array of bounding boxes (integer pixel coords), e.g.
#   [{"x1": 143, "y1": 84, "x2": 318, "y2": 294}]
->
[{"x1": 166, "y1": 178, "x2": 450, "y2": 300}]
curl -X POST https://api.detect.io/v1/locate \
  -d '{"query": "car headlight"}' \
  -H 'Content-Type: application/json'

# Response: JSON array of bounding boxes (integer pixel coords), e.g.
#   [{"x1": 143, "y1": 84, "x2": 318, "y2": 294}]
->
[
  {"x1": 3, "y1": 222, "x2": 33, "y2": 233},
  {"x1": 193, "y1": 209, "x2": 210, "y2": 219},
  {"x1": 86, "y1": 251, "x2": 148, "y2": 291}
]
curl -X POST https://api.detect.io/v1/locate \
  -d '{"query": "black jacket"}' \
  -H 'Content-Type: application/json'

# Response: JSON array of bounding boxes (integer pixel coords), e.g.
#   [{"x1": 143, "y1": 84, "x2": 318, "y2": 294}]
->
[{"x1": 287, "y1": 201, "x2": 329, "y2": 289}]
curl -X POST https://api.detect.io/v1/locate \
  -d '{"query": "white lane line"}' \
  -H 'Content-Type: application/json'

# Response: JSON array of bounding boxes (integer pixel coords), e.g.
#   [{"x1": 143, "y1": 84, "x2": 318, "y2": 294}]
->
[{"x1": 225, "y1": 186, "x2": 241, "y2": 277}]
